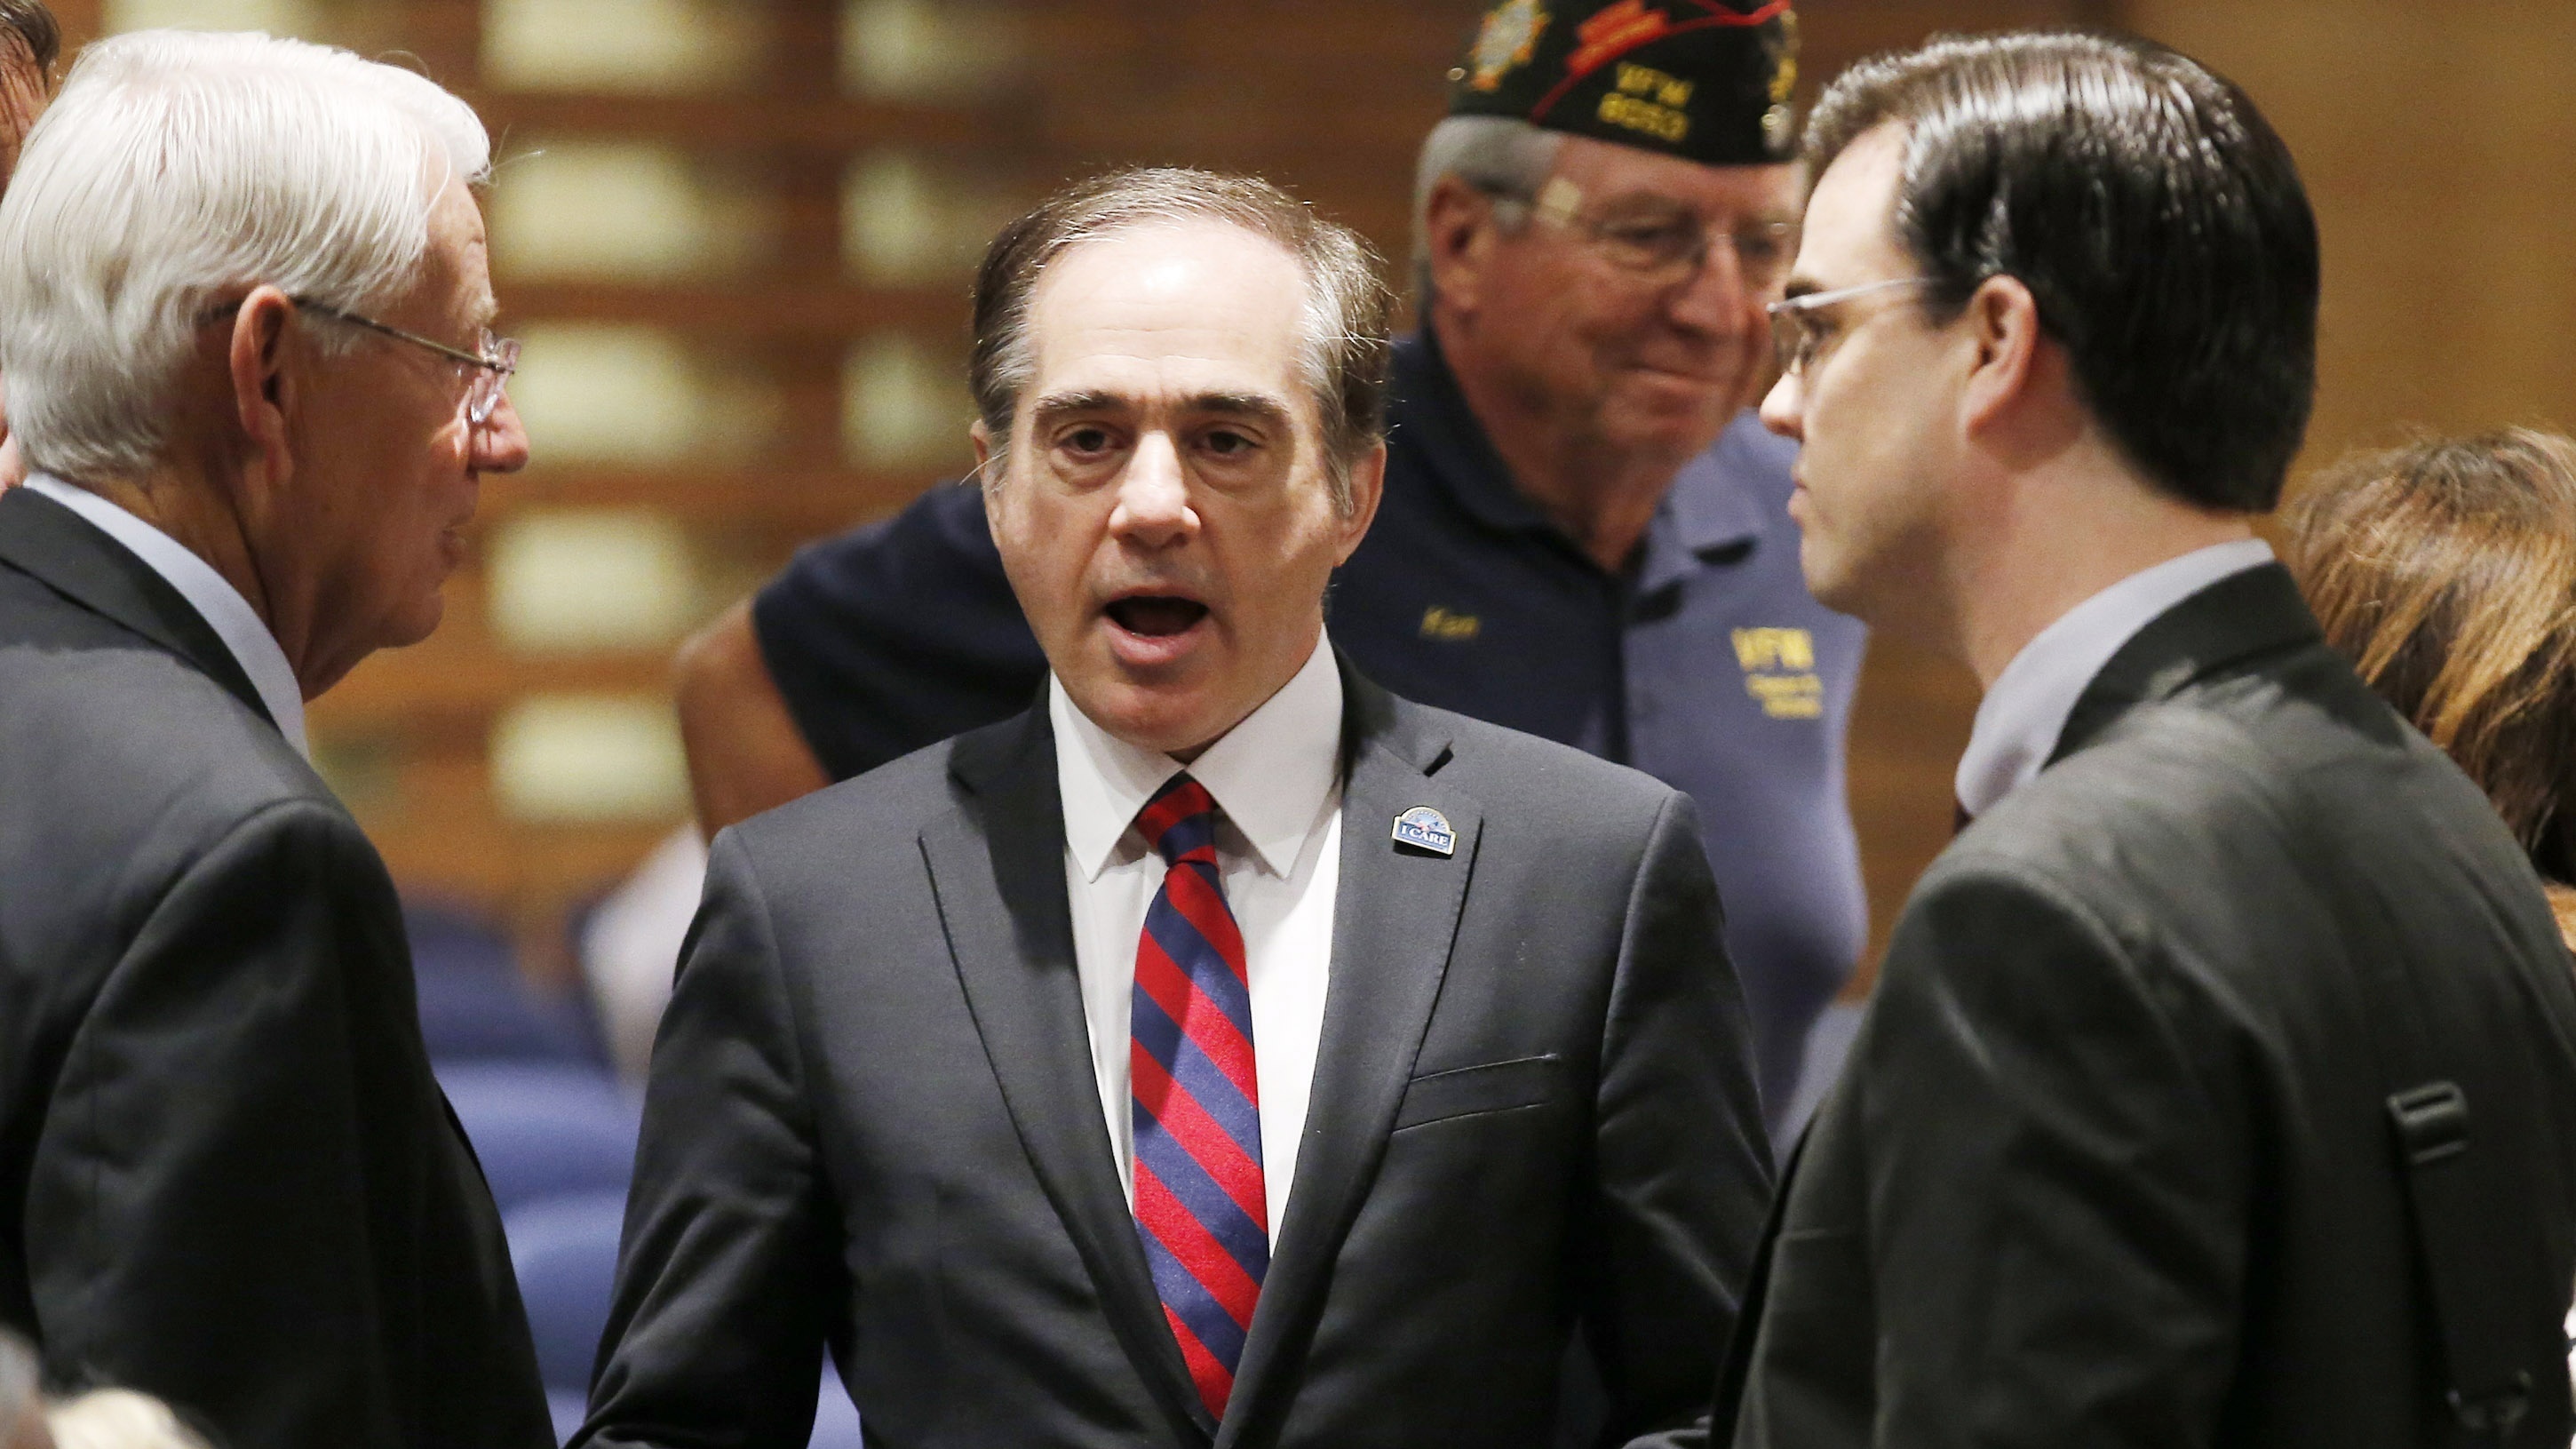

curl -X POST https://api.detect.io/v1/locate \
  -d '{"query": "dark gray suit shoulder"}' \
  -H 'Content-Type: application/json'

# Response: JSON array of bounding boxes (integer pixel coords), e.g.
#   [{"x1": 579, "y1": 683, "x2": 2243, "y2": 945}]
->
[
  {"x1": 1, "y1": 577, "x2": 346, "y2": 971},
  {"x1": 1948, "y1": 641, "x2": 2526, "y2": 907},
  {"x1": 1407, "y1": 698, "x2": 1685, "y2": 820}
]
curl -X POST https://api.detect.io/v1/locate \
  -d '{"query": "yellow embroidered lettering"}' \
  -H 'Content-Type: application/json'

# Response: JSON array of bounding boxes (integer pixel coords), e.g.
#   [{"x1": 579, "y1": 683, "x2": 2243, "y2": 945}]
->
[{"x1": 1419, "y1": 606, "x2": 1483, "y2": 642}]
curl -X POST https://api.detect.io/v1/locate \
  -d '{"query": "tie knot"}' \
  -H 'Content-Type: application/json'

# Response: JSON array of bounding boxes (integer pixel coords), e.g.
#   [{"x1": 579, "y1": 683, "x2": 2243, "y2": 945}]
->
[{"x1": 1136, "y1": 773, "x2": 1220, "y2": 867}]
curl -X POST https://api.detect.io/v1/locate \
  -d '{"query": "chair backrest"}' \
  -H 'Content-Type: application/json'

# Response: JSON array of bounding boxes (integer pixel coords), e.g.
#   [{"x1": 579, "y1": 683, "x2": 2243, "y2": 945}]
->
[
  {"x1": 405, "y1": 896, "x2": 607, "y2": 1068},
  {"x1": 504, "y1": 1190, "x2": 631, "y2": 1392},
  {"x1": 437, "y1": 1063, "x2": 641, "y2": 1214}
]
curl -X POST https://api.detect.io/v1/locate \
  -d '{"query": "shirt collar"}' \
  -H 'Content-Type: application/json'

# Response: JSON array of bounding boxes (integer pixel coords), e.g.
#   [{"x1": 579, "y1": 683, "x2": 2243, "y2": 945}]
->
[
  {"x1": 1635, "y1": 412, "x2": 1775, "y2": 596},
  {"x1": 23, "y1": 474, "x2": 310, "y2": 758},
  {"x1": 1955, "y1": 537, "x2": 2276, "y2": 817},
  {"x1": 1052, "y1": 631, "x2": 1345, "y2": 881}
]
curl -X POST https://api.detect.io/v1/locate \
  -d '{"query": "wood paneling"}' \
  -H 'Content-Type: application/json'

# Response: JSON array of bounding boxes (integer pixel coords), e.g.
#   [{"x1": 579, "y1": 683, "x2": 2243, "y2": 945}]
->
[{"x1": 2124, "y1": 0, "x2": 2576, "y2": 469}]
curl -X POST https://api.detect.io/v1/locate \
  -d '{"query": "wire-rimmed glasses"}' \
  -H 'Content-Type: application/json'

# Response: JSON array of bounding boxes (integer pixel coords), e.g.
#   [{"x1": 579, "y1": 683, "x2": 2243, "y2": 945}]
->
[{"x1": 1763, "y1": 276, "x2": 1936, "y2": 378}]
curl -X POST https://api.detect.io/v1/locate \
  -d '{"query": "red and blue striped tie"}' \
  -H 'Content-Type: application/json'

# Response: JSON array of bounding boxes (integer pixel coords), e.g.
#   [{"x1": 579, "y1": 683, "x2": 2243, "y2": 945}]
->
[{"x1": 1129, "y1": 773, "x2": 1267, "y2": 1420}]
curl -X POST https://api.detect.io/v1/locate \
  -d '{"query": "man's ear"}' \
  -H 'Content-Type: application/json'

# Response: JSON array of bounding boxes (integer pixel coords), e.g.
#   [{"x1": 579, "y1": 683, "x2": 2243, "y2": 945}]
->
[
  {"x1": 1422, "y1": 176, "x2": 1501, "y2": 318},
  {"x1": 227, "y1": 285, "x2": 298, "y2": 499},
  {"x1": 970, "y1": 418, "x2": 1009, "y2": 535},
  {"x1": 1333, "y1": 442, "x2": 1387, "y2": 563},
  {"x1": 1960, "y1": 274, "x2": 2047, "y2": 437}
]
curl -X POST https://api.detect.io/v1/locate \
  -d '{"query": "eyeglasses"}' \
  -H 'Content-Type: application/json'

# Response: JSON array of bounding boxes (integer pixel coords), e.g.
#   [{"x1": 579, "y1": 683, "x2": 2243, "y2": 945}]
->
[
  {"x1": 198, "y1": 294, "x2": 521, "y2": 427},
  {"x1": 1496, "y1": 178, "x2": 1801, "y2": 292},
  {"x1": 296, "y1": 299, "x2": 521, "y2": 427},
  {"x1": 1764, "y1": 276, "x2": 1936, "y2": 378}
]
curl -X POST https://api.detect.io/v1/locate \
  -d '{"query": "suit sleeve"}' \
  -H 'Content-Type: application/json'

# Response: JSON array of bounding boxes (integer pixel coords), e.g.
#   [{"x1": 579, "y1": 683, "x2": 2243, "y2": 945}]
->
[
  {"x1": 1589, "y1": 791, "x2": 1777, "y2": 1449},
  {"x1": 23, "y1": 800, "x2": 548, "y2": 1449},
  {"x1": 1859, "y1": 860, "x2": 2245, "y2": 1448},
  {"x1": 578, "y1": 829, "x2": 836, "y2": 1449}
]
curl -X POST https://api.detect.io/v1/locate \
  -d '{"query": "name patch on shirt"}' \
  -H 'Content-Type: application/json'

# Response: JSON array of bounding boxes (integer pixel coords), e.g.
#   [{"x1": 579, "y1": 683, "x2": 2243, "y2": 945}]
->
[
  {"x1": 1733, "y1": 626, "x2": 1824, "y2": 720},
  {"x1": 1419, "y1": 605, "x2": 1483, "y2": 642}
]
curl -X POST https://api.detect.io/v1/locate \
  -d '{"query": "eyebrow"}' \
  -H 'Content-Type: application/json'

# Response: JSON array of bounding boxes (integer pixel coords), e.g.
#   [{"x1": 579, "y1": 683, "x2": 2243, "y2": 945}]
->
[{"x1": 1028, "y1": 389, "x2": 1294, "y2": 428}]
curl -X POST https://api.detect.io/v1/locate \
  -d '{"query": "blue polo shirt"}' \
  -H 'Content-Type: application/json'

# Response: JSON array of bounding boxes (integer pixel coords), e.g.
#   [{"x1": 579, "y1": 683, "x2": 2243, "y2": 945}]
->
[{"x1": 752, "y1": 329, "x2": 1866, "y2": 1129}]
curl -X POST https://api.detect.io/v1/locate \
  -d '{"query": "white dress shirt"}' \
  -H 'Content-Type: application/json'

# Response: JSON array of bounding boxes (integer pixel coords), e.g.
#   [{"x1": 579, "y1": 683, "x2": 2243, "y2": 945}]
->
[
  {"x1": 25, "y1": 473, "x2": 308, "y2": 757},
  {"x1": 1955, "y1": 538, "x2": 2275, "y2": 817},
  {"x1": 1053, "y1": 633, "x2": 1343, "y2": 1236}
]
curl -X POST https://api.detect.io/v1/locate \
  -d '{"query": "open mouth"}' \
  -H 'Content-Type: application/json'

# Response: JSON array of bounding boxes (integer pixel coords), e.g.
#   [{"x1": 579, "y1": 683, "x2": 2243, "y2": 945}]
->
[{"x1": 1105, "y1": 596, "x2": 1210, "y2": 637}]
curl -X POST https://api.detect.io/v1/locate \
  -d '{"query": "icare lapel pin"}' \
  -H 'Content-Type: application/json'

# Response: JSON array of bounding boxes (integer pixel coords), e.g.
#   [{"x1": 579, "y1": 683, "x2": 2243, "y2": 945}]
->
[{"x1": 1391, "y1": 806, "x2": 1456, "y2": 857}]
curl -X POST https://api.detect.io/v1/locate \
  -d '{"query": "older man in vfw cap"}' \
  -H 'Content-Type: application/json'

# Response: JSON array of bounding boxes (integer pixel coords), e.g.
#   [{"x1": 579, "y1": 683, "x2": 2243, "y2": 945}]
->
[
  {"x1": 677, "y1": 0, "x2": 1864, "y2": 1140},
  {"x1": 0, "y1": 28, "x2": 548, "y2": 1449}
]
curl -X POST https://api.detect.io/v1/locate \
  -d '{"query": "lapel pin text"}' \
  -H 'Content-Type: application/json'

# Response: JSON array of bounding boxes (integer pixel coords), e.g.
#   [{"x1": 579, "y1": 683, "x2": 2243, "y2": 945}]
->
[{"x1": 1392, "y1": 806, "x2": 1456, "y2": 857}]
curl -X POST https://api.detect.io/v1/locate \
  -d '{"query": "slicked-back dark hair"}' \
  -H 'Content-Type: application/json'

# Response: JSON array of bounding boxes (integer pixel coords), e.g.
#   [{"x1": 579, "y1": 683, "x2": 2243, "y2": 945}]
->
[
  {"x1": 1806, "y1": 31, "x2": 2318, "y2": 513},
  {"x1": 0, "y1": 0, "x2": 56, "y2": 74},
  {"x1": 968, "y1": 166, "x2": 1394, "y2": 513}
]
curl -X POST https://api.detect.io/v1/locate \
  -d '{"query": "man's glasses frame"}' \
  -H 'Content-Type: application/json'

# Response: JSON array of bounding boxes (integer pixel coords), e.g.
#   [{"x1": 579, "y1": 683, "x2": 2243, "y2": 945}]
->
[
  {"x1": 1763, "y1": 276, "x2": 1936, "y2": 379},
  {"x1": 199, "y1": 294, "x2": 520, "y2": 427},
  {"x1": 1485, "y1": 178, "x2": 1801, "y2": 292}
]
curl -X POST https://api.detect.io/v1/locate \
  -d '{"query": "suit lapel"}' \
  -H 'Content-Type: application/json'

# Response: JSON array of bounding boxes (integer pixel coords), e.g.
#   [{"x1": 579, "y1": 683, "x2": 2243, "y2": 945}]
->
[
  {"x1": 922, "y1": 705, "x2": 1215, "y2": 1442},
  {"x1": 1219, "y1": 668, "x2": 1481, "y2": 1446},
  {"x1": 0, "y1": 484, "x2": 275, "y2": 730},
  {"x1": 2049, "y1": 561, "x2": 2322, "y2": 768}
]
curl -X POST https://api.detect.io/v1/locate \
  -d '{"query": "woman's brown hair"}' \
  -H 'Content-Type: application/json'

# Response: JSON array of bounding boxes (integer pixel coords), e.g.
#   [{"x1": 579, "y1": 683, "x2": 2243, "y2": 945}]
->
[{"x1": 2286, "y1": 428, "x2": 2576, "y2": 935}]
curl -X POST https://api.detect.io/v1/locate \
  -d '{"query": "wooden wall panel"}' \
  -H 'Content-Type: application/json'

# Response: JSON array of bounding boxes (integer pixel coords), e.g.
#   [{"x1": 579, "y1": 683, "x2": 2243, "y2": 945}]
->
[
  {"x1": 39, "y1": 0, "x2": 96, "y2": 54},
  {"x1": 2125, "y1": 0, "x2": 2576, "y2": 468}
]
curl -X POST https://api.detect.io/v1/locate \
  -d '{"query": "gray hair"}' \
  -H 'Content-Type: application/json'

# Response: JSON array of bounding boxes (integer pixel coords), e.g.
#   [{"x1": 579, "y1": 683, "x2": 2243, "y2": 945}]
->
[
  {"x1": 0, "y1": 30, "x2": 491, "y2": 483},
  {"x1": 1409, "y1": 114, "x2": 1563, "y2": 303},
  {"x1": 967, "y1": 166, "x2": 1394, "y2": 514}
]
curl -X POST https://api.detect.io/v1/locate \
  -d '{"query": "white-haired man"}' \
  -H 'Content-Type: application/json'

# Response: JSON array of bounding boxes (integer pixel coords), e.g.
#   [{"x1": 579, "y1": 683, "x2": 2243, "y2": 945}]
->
[{"x1": 0, "y1": 31, "x2": 549, "y2": 1449}]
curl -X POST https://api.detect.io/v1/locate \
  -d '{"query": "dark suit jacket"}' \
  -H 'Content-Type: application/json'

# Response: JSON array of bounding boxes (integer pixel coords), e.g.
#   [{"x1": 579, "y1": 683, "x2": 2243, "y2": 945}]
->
[
  {"x1": 1719, "y1": 564, "x2": 2576, "y2": 1448},
  {"x1": 0, "y1": 487, "x2": 552, "y2": 1449},
  {"x1": 581, "y1": 662, "x2": 1774, "y2": 1448}
]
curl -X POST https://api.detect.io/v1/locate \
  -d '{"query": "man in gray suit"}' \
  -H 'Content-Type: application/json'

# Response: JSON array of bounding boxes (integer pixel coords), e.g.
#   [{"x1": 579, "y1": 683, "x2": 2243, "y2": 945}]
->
[
  {"x1": 0, "y1": 30, "x2": 549, "y2": 1449},
  {"x1": 1716, "y1": 31, "x2": 2576, "y2": 1449},
  {"x1": 582, "y1": 168, "x2": 1773, "y2": 1448}
]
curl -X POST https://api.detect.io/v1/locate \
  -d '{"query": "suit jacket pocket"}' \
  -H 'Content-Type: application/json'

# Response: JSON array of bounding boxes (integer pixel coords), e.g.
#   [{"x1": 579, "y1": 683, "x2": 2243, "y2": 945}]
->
[{"x1": 1393, "y1": 1054, "x2": 1565, "y2": 1131}]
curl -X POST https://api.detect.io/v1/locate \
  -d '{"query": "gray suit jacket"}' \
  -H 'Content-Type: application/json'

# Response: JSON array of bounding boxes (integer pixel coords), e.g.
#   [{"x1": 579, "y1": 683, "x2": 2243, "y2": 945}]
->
[
  {"x1": 581, "y1": 661, "x2": 1773, "y2": 1448},
  {"x1": 1719, "y1": 565, "x2": 2576, "y2": 1448},
  {"x1": 0, "y1": 487, "x2": 551, "y2": 1449}
]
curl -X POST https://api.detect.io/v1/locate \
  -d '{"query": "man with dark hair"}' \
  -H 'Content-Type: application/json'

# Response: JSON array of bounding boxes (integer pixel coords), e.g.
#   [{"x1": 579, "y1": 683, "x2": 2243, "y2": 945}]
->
[
  {"x1": 0, "y1": 0, "x2": 51, "y2": 184},
  {"x1": 581, "y1": 166, "x2": 1769, "y2": 1449},
  {"x1": 674, "y1": 0, "x2": 1867, "y2": 1134},
  {"x1": 1715, "y1": 31, "x2": 2576, "y2": 1449},
  {"x1": 0, "y1": 0, "x2": 54, "y2": 487}
]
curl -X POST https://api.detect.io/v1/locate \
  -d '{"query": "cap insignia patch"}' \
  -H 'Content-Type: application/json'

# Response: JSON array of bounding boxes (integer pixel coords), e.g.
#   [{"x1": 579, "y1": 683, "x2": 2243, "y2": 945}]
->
[
  {"x1": 1468, "y1": 0, "x2": 1552, "y2": 92},
  {"x1": 1570, "y1": 0, "x2": 1673, "y2": 76}
]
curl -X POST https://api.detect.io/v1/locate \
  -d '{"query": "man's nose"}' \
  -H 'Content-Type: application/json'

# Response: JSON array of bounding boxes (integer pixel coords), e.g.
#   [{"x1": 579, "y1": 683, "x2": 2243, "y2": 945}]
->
[
  {"x1": 1109, "y1": 431, "x2": 1194, "y2": 545},
  {"x1": 1759, "y1": 370, "x2": 1804, "y2": 441},
  {"x1": 472, "y1": 394, "x2": 532, "y2": 476},
  {"x1": 1667, "y1": 240, "x2": 1753, "y2": 336}
]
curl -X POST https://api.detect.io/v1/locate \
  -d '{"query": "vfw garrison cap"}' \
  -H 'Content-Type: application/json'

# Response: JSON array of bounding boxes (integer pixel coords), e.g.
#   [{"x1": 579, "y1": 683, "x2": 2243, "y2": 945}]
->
[{"x1": 1448, "y1": 0, "x2": 1799, "y2": 166}]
